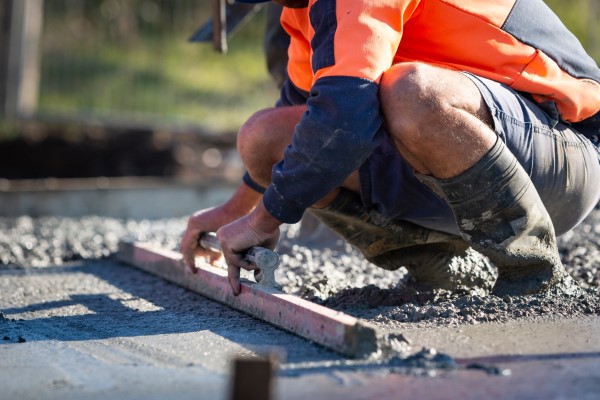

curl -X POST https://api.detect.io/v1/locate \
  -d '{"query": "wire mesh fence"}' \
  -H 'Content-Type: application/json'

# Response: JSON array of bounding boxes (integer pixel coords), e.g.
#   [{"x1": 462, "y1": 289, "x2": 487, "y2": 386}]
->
[{"x1": 37, "y1": 0, "x2": 279, "y2": 132}]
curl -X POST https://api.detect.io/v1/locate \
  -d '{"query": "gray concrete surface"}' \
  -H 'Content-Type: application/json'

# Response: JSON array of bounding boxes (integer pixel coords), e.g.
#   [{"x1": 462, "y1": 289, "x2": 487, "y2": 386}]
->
[
  {"x1": 2, "y1": 259, "x2": 599, "y2": 400},
  {"x1": 0, "y1": 185, "x2": 598, "y2": 399}
]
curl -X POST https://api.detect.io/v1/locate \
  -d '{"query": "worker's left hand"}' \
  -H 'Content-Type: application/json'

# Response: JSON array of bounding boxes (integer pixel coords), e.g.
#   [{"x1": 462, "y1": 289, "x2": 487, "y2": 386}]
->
[{"x1": 216, "y1": 201, "x2": 281, "y2": 295}]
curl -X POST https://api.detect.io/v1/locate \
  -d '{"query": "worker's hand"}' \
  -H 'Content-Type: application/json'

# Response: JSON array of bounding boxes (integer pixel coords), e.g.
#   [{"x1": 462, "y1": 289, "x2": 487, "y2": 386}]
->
[
  {"x1": 180, "y1": 182, "x2": 265, "y2": 273},
  {"x1": 216, "y1": 201, "x2": 281, "y2": 295},
  {"x1": 180, "y1": 206, "x2": 235, "y2": 273}
]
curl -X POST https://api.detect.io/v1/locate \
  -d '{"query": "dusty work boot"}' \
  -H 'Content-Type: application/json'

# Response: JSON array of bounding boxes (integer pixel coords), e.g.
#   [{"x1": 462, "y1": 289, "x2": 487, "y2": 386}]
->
[
  {"x1": 309, "y1": 189, "x2": 495, "y2": 292},
  {"x1": 417, "y1": 138, "x2": 569, "y2": 296}
]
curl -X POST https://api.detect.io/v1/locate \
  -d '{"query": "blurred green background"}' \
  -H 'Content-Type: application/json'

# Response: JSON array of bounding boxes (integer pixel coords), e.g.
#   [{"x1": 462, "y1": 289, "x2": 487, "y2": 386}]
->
[
  {"x1": 27, "y1": 0, "x2": 600, "y2": 133},
  {"x1": 37, "y1": 1, "x2": 278, "y2": 132}
]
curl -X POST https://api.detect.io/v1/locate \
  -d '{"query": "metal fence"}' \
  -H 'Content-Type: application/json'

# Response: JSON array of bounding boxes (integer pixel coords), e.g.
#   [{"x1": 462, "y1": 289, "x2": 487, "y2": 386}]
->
[{"x1": 41, "y1": 0, "x2": 280, "y2": 131}]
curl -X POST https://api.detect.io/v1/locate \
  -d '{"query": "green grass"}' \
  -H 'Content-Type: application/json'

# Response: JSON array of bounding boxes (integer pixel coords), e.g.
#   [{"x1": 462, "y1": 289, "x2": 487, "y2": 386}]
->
[{"x1": 38, "y1": 7, "x2": 279, "y2": 132}]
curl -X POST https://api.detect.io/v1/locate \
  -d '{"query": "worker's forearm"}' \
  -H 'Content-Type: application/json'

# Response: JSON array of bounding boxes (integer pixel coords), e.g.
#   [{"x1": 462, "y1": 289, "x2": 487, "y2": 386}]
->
[
  {"x1": 221, "y1": 181, "x2": 264, "y2": 219},
  {"x1": 248, "y1": 200, "x2": 283, "y2": 234},
  {"x1": 264, "y1": 77, "x2": 384, "y2": 224}
]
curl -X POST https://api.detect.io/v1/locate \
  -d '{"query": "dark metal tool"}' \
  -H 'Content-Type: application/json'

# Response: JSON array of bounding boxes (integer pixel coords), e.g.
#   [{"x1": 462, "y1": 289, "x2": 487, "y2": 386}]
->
[
  {"x1": 188, "y1": 2, "x2": 263, "y2": 52},
  {"x1": 199, "y1": 232, "x2": 281, "y2": 289}
]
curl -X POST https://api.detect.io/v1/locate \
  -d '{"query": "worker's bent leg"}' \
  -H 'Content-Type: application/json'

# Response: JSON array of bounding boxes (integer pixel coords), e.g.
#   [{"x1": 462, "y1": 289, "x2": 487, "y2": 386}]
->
[
  {"x1": 417, "y1": 138, "x2": 567, "y2": 295},
  {"x1": 238, "y1": 104, "x2": 494, "y2": 291},
  {"x1": 464, "y1": 73, "x2": 600, "y2": 236},
  {"x1": 377, "y1": 62, "x2": 599, "y2": 295}
]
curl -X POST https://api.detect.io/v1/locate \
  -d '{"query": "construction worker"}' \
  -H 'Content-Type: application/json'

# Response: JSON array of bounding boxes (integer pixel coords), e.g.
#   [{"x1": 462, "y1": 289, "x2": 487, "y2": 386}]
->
[{"x1": 182, "y1": 0, "x2": 600, "y2": 296}]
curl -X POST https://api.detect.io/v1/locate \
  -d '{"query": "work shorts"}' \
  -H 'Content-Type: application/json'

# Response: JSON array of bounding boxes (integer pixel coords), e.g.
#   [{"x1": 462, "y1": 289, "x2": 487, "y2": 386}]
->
[{"x1": 359, "y1": 73, "x2": 600, "y2": 237}]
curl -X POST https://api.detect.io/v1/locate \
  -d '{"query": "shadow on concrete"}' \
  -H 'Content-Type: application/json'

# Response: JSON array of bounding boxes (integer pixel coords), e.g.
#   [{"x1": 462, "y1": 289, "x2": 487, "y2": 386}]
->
[
  {"x1": 0, "y1": 262, "x2": 341, "y2": 364},
  {"x1": 6, "y1": 262, "x2": 599, "y2": 377},
  {"x1": 458, "y1": 352, "x2": 600, "y2": 365}
]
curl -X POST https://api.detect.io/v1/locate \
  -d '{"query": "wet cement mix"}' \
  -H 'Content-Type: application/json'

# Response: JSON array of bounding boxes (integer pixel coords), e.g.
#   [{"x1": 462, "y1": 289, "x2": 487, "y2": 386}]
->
[{"x1": 0, "y1": 204, "x2": 598, "y2": 330}]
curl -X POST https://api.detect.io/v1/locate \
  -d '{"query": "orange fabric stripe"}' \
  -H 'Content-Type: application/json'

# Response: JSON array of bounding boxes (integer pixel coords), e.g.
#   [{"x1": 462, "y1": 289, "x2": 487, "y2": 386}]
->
[
  {"x1": 314, "y1": 0, "x2": 422, "y2": 83},
  {"x1": 514, "y1": 51, "x2": 600, "y2": 122},
  {"x1": 281, "y1": 8, "x2": 313, "y2": 92},
  {"x1": 395, "y1": 0, "x2": 534, "y2": 85},
  {"x1": 396, "y1": 0, "x2": 600, "y2": 121}
]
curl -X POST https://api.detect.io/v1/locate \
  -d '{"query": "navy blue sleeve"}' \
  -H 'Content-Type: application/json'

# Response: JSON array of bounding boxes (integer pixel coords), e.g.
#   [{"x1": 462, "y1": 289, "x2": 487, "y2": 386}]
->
[
  {"x1": 276, "y1": 78, "x2": 310, "y2": 107},
  {"x1": 263, "y1": 75, "x2": 385, "y2": 223}
]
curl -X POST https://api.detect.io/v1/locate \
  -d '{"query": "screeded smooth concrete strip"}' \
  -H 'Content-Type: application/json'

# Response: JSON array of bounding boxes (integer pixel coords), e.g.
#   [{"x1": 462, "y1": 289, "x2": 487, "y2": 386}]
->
[{"x1": 116, "y1": 241, "x2": 378, "y2": 358}]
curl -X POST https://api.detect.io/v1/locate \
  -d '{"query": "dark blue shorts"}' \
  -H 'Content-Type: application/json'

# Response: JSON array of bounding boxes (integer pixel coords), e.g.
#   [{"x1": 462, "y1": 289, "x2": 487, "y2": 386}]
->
[{"x1": 359, "y1": 73, "x2": 600, "y2": 236}]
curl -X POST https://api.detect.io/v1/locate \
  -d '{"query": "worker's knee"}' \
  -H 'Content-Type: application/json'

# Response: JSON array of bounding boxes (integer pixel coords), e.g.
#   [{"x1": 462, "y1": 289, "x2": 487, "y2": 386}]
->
[
  {"x1": 237, "y1": 108, "x2": 274, "y2": 162},
  {"x1": 237, "y1": 109, "x2": 279, "y2": 183},
  {"x1": 237, "y1": 106, "x2": 304, "y2": 184},
  {"x1": 379, "y1": 62, "x2": 452, "y2": 145}
]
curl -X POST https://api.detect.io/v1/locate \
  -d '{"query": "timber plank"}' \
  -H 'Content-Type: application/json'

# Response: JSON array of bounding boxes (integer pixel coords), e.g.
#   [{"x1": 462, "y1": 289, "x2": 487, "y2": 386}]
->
[{"x1": 116, "y1": 241, "x2": 379, "y2": 358}]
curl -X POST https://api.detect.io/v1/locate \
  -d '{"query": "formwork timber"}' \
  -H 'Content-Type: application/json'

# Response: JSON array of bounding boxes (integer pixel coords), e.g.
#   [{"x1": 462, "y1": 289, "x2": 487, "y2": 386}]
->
[{"x1": 116, "y1": 241, "x2": 379, "y2": 358}]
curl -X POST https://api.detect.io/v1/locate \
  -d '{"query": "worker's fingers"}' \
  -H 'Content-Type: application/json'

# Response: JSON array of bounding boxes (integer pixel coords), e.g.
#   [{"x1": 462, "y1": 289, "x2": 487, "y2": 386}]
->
[
  {"x1": 225, "y1": 253, "x2": 252, "y2": 270},
  {"x1": 223, "y1": 252, "x2": 260, "y2": 295},
  {"x1": 181, "y1": 206, "x2": 229, "y2": 273},
  {"x1": 180, "y1": 228, "x2": 201, "y2": 273},
  {"x1": 194, "y1": 245, "x2": 224, "y2": 267},
  {"x1": 207, "y1": 252, "x2": 225, "y2": 267},
  {"x1": 181, "y1": 232, "x2": 220, "y2": 271},
  {"x1": 182, "y1": 235, "x2": 219, "y2": 272},
  {"x1": 228, "y1": 263, "x2": 241, "y2": 296},
  {"x1": 215, "y1": 210, "x2": 280, "y2": 293}
]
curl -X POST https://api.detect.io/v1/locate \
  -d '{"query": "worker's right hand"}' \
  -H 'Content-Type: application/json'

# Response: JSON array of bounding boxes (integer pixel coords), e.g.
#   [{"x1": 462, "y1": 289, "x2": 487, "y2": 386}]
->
[{"x1": 180, "y1": 206, "x2": 234, "y2": 273}]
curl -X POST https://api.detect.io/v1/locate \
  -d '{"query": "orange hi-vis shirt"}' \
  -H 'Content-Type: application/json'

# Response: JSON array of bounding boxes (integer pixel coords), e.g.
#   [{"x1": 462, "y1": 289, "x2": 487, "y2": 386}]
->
[
  {"x1": 283, "y1": 0, "x2": 600, "y2": 122},
  {"x1": 262, "y1": 0, "x2": 600, "y2": 224}
]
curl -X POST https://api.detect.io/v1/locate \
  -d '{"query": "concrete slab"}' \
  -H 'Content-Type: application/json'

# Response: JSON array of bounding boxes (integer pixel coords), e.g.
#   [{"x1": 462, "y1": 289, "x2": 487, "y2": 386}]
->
[
  {"x1": 0, "y1": 177, "x2": 236, "y2": 219},
  {"x1": 1, "y1": 260, "x2": 599, "y2": 399}
]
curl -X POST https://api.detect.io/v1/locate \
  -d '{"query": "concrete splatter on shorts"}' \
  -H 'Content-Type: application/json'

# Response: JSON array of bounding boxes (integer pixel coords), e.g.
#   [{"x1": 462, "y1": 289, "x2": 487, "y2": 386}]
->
[{"x1": 359, "y1": 72, "x2": 600, "y2": 237}]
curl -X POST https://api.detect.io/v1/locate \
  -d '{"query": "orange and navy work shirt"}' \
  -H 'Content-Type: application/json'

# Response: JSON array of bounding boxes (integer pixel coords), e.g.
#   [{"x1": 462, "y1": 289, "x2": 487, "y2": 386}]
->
[{"x1": 262, "y1": 0, "x2": 600, "y2": 224}]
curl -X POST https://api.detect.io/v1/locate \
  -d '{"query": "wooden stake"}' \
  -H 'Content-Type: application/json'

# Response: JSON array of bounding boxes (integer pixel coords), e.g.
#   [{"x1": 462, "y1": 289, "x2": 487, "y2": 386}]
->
[
  {"x1": 230, "y1": 356, "x2": 274, "y2": 400},
  {"x1": 213, "y1": 0, "x2": 227, "y2": 53},
  {"x1": 116, "y1": 241, "x2": 379, "y2": 358}
]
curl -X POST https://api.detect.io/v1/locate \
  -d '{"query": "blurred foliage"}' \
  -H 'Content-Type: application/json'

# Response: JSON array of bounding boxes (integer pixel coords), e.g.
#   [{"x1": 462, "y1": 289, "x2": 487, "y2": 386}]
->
[
  {"x1": 38, "y1": 0, "x2": 279, "y2": 132},
  {"x1": 546, "y1": 0, "x2": 600, "y2": 59},
  {"x1": 35, "y1": 0, "x2": 600, "y2": 133}
]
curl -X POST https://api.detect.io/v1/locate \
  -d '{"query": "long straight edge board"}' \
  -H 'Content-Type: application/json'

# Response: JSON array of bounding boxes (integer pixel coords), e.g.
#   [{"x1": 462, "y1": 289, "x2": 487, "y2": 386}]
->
[{"x1": 116, "y1": 241, "x2": 379, "y2": 358}]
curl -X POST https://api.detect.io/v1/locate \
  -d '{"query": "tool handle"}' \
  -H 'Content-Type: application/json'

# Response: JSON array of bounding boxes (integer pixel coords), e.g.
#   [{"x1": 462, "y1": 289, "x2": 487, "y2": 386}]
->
[
  {"x1": 198, "y1": 232, "x2": 280, "y2": 270},
  {"x1": 198, "y1": 232, "x2": 223, "y2": 253}
]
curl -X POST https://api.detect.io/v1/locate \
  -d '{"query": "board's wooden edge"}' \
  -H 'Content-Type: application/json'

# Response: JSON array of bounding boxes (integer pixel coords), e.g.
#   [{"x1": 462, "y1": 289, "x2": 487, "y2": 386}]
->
[{"x1": 116, "y1": 241, "x2": 379, "y2": 358}]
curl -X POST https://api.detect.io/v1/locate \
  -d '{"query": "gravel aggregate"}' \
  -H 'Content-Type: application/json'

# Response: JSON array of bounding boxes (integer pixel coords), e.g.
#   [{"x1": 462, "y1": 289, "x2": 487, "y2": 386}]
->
[{"x1": 0, "y1": 205, "x2": 598, "y2": 328}]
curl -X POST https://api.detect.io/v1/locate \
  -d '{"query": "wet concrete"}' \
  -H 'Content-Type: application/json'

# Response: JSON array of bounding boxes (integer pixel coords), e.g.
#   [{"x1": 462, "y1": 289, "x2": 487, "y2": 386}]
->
[
  {"x1": 2, "y1": 260, "x2": 600, "y2": 399},
  {"x1": 399, "y1": 316, "x2": 600, "y2": 358},
  {"x1": 0, "y1": 194, "x2": 598, "y2": 398},
  {"x1": 0, "y1": 260, "x2": 337, "y2": 399}
]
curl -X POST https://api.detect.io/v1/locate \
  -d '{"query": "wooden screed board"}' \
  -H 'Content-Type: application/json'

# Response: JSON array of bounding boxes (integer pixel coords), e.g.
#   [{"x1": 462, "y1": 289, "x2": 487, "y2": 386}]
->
[{"x1": 116, "y1": 241, "x2": 379, "y2": 358}]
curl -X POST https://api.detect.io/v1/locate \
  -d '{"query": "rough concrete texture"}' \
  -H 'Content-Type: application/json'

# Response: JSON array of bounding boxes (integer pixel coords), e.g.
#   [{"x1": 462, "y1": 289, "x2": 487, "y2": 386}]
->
[
  {"x1": 0, "y1": 204, "x2": 599, "y2": 398},
  {"x1": 2, "y1": 260, "x2": 600, "y2": 399},
  {"x1": 0, "y1": 205, "x2": 599, "y2": 326}
]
